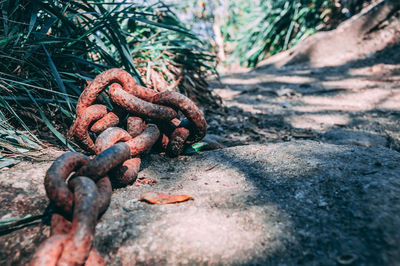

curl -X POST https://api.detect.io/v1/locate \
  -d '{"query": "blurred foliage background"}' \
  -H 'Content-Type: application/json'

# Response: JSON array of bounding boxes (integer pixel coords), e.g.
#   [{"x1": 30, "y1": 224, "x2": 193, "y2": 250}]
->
[
  {"x1": 172, "y1": 0, "x2": 374, "y2": 67},
  {"x1": 0, "y1": 0, "x2": 373, "y2": 152}
]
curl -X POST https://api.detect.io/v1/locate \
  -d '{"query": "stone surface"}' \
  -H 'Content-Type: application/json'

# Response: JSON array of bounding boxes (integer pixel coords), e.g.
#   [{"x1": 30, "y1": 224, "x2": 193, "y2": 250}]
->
[
  {"x1": 322, "y1": 129, "x2": 388, "y2": 147},
  {"x1": 1, "y1": 141, "x2": 400, "y2": 265}
]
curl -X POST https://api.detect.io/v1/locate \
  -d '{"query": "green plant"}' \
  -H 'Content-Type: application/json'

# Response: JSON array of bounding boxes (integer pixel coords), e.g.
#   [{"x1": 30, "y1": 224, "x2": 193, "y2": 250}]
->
[
  {"x1": 0, "y1": 0, "x2": 215, "y2": 153},
  {"x1": 222, "y1": 0, "x2": 339, "y2": 67}
]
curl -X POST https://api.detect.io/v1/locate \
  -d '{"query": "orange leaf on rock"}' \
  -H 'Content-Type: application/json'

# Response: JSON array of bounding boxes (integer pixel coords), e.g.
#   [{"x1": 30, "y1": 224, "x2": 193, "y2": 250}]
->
[{"x1": 139, "y1": 192, "x2": 193, "y2": 204}]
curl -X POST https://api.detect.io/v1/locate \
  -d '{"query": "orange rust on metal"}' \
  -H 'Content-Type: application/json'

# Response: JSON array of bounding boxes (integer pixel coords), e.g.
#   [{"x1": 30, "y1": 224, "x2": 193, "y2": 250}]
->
[
  {"x1": 127, "y1": 116, "x2": 146, "y2": 137},
  {"x1": 134, "y1": 84, "x2": 157, "y2": 100},
  {"x1": 31, "y1": 234, "x2": 68, "y2": 266},
  {"x1": 57, "y1": 176, "x2": 99, "y2": 265},
  {"x1": 31, "y1": 231, "x2": 104, "y2": 266},
  {"x1": 34, "y1": 177, "x2": 102, "y2": 266},
  {"x1": 152, "y1": 91, "x2": 207, "y2": 143},
  {"x1": 94, "y1": 127, "x2": 132, "y2": 154},
  {"x1": 90, "y1": 111, "x2": 120, "y2": 134},
  {"x1": 44, "y1": 152, "x2": 90, "y2": 214},
  {"x1": 70, "y1": 68, "x2": 156, "y2": 152},
  {"x1": 72, "y1": 104, "x2": 108, "y2": 152},
  {"x1": 51, "y1": 213, "x2": 71, "y2": 236},
  {"x1": 44, "y1": 150, "x2": 114, "y2": 216},
  {"x1": 167, "y1": 127, "x2": 190, "y2": 157},
  {"x1": 109, "y1": 83, "x2": 177, "y2": 120},
  {"x1": 35, "y1": 68, "x2": 208, "y2": 265},
  {"x1": 76, "y1": 142, "x2": 131, "y2": 182},
  {"x1": 75, "y1": 69, "x2": 156, "y2": 115},
  {"x1": 36, "y1": 188, "x2": 107, "y2": 265},
  {"x1": 33, "y1": 214, "x2": 70, "y2": 266},
  {"x1": 125, "y1": 124, "x2": 160, "y2": 157},
  {"x1": 109, "y1": 157, "x2": 141, "y2": 186}
]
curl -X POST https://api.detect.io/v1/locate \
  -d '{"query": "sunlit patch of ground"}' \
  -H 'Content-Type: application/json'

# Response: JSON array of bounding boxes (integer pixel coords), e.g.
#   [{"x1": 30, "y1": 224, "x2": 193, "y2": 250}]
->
[{"x1": 207, "y1": 44, "x2": 400, "y2": 148}]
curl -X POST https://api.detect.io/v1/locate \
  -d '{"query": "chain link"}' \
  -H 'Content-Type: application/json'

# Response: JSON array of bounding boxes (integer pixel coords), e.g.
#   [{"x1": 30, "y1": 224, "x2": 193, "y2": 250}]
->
[{"x1": 32, "y1": 68, "x2": 207, "y2": 265}]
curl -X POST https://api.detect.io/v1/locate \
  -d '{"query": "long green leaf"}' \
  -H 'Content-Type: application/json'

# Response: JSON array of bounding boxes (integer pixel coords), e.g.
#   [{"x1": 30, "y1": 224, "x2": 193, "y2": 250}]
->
[
  {"x1": 24, "y1": 87, "x2": 74, "y2": 151},
  {"x1": 42, "y1": 44, "x2": 72, "y2": 111}
]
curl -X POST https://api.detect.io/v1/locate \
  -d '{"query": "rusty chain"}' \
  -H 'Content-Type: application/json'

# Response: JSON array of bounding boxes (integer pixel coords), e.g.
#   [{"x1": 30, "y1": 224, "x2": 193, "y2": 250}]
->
[{"x1": 31, "y1": 68, "x2": 207, "y2": 265}]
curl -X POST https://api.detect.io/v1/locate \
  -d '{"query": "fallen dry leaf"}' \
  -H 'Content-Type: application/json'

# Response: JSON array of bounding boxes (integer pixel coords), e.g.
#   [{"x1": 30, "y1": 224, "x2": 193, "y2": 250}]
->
[{"x1": 139, "y1": 192, "x2": 193, "y2": 204}]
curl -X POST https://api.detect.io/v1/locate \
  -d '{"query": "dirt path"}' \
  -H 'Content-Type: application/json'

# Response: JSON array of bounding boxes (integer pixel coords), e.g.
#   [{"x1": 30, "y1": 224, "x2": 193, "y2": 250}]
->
[
  {"x1": 2, "y1": 141, "x2": 400, "y2": 265},
  {"x1": 2, "y1": 33, "x2": 400, "y2": 266},
  {"x1": 206, "y1": 43, "x2": 400, "y2": 151}
]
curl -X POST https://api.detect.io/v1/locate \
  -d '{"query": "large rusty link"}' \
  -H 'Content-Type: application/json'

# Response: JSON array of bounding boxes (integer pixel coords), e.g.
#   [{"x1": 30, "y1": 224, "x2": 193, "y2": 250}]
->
[
  {"x1": 151, "y1": 91, "x2": 207, "y2": 143},
  {"x1": 109, "y1": 157, "x2": 141, "y2": 186},
  {"x1": 94, "y1": 127, "x2": 132, "y2": 154},
  {"x1": 44, "y1": 152, "x2": 115, "y2": 215},
  {"x1": 31, "y1": 215, "x2": 105, "y2": 266},
  {"x1": 32, "y1": 177, "x2": 102, "y2": 266},
  {"x1": 93, "y1": 125, "x2": 160, "y2": 186},
  {"x1": 75, "y1": 69, "x2": 156, "y2": 115},
  {"x1": 35, "y1": 147, "x2": 115, "y2": 266},
  {"x1": 31, "y1": 233, "x2": 69, "y2": 266},
  {"x1": 108, "y1": 83, "x2": 177, "y2": 120},
  {"x1": 167, "y1": 126, "x2": 190, "y2": 157},
  {"x1": 94, "y1": 125, "x2": 160, "y2": 157},
  {"x1": 90, "y1": 111, "x2": 120, "y2": 134},
  {"x1": 76, "y1": 142, "x2": 131, "y2": 182},
  {"x1": 67, "y1": 176, "x2": 111, "y2": 216},
  {"x1": 44, "y1": 152, "x2": 90, "y2": 214},
  {"x1": 127, "y1": 116, "x2": 146, "y2": 137},
  {"x1": 70, "y1": 104, "x2": 108, "y2": 153},
  {"x1": 125, "y1": 124, "x2": 160, "y2": 157},
  {"x1": 57, "y1": 176, "x2": 99, "y2": 265},
  {"x1": 70, "y1": 69, "x2": 177, "y2": 153},
  {"x1": 35, "y1": 68, "x2": 208, "y2": 265}
]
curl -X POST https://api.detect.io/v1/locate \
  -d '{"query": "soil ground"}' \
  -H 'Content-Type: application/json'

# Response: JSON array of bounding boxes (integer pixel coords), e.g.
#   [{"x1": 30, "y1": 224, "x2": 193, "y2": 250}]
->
[
  {"x1": 1, "y1": 142, "x2": 400, "y2": 265},
  {"x1": 206, "y1": 42, "x2": 400, "y2": 152}
]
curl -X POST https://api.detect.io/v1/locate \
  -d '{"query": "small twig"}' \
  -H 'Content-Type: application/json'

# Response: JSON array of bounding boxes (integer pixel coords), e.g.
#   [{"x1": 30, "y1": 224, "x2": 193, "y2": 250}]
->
[{"x1": 204, "y1": 164, "x2": 217, "y2": 171}]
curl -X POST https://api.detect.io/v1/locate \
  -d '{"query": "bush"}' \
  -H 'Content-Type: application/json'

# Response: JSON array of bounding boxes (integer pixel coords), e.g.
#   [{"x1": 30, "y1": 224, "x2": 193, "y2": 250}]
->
[
  {"x1": 222, "y1": 0, "x2": 340, "y2": 67},
  {"x1": 0, "y1": 0, "x2": 215, "y2": 151}
]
